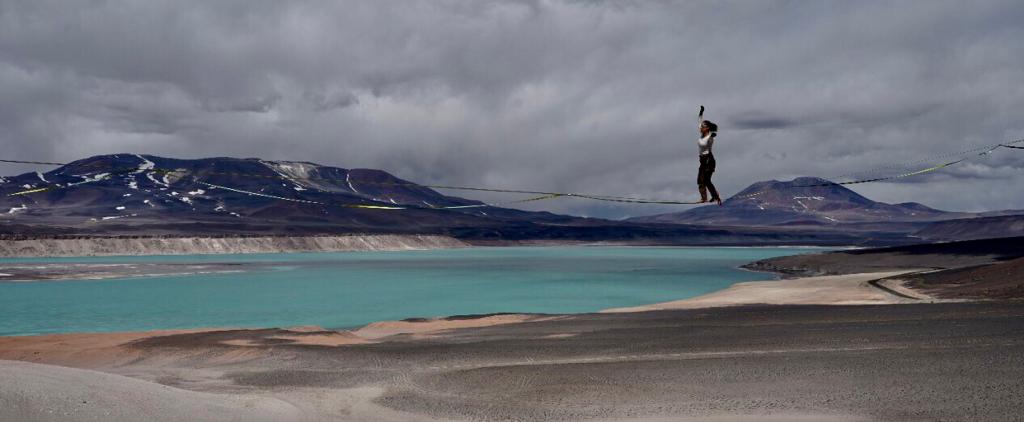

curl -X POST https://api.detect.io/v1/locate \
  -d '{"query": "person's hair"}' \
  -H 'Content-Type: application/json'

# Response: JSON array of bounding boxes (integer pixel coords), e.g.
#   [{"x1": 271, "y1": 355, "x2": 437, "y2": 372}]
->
[{"x1": 702, "y1": 120, "x2": 718, "y2": 132}]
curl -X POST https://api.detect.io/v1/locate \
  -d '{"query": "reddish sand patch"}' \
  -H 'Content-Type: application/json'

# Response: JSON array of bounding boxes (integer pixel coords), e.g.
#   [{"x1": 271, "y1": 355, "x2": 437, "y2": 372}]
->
[
  {"x1": 355, "y1": 314, "x2": 558, "y2": 339},
  {"x1": 0, "y1": 329, "x2": 216, "y2": 368},
  {"x1": 602, "y1": 271, "x2": 927, "y2": 313},
  {"x1": 220, "y1": 327, "x2": 369, "y2": 347}
]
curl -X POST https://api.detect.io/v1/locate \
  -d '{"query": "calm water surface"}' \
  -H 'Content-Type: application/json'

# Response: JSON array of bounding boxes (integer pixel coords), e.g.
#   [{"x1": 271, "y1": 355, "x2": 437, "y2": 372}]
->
[{"x1": 0, "y1": 246, "x2": 826, "y2": 336}]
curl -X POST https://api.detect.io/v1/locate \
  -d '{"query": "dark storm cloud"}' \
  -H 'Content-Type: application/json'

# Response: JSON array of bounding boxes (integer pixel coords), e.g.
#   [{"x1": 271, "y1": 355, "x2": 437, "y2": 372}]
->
[
  {"x1": 202, "y1": 95, "x2": 282, "y2": 114},
  {"x1": 730, "y1": 113, "x2": 798, "y2": 130},
  {"x1": 1, "y1": 0, "x2": 1023, "y2": 216},
  {"x1": 301, "y1": 91, "x2": 359, "y2": 112}
]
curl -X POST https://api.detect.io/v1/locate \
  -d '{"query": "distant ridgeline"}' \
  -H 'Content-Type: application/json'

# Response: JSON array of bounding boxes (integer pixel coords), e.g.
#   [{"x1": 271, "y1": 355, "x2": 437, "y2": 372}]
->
[
  {"x1": 1, "y1": 154, "x2": 1021, "y2": 244},
  {"x1": 629, "y1": 177, "x2": 1020, "y2": 228},
  {"x1": 0, "y1": 154, "x2": 578, "y2": 235}
]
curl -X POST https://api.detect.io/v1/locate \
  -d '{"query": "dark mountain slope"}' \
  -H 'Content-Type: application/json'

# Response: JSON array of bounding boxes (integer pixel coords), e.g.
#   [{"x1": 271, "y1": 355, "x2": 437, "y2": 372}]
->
[
  {"x1": 914, "y1": 214, "x2": 1024, "y2": 241},
  {"x1": 630, "y1": 177, "x2": 968, "y2": 226},
  {"x1": 0, "y1": 154, "x2": 576, "y2": 234}
]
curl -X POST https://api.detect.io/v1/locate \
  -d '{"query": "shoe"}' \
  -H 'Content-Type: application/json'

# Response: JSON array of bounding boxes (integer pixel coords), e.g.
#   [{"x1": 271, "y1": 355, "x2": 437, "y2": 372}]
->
[{"x1": 713, "y1": 198, "x2": 722, "y2": 206}]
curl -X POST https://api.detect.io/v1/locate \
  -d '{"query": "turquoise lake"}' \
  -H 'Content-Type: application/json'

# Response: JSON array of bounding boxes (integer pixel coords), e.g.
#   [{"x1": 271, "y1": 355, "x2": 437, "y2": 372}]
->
[{"x1": 0, "y1": 246, "x2": 825, "y2": 336}]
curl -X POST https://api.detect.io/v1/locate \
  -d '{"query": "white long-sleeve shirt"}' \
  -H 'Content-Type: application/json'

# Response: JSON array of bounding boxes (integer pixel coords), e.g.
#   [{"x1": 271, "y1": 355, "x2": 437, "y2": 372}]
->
[
  {"x1": 698, "y1": 112, "x2": 716, "y2": 156},
  {"x1": 698, "y1": 133, "x2": 715, "y2": 156}
]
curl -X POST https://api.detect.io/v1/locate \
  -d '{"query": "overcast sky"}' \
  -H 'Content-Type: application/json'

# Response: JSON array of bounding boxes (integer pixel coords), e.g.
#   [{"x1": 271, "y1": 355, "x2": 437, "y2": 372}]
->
[{"x1": 1, "y1": 0, "x2": 1022, "y2": 218}]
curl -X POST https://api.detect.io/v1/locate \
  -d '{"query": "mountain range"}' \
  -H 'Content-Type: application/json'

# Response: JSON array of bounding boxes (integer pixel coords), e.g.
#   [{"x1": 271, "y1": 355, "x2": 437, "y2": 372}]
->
[
  {"x1": 0, "y1": 154, "x2": 579, "y2": 235},
  {"x1": 2, "y1": 154, "x2": 1020, "y2": 245},
  {"x1": 630, "y1": 177, "x2": 1023, "y2": 230}
]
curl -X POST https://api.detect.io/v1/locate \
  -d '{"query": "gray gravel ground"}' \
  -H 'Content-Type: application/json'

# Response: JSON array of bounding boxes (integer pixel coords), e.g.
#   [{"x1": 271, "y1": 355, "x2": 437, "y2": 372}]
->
[{"x1": 132, "y1": 302, "x2": 1024, "y2": 421}]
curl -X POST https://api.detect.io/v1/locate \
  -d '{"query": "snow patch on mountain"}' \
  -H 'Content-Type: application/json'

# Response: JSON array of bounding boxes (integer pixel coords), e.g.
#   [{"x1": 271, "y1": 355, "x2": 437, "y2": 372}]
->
[
  {"x1": 134, "y1": 154, "x2": 155, "y2": 173},
  {"x1": 100, "y1": 214, "x2": 136, "y2": 221},
  {"x1": 261, "y1": 161, "x2": 317, "y2": 192},
  {"x1": 69, "y1": 173, "x2": 110, "y2": 187},
  {"x1": 346, "y1": 173, "x2": 359, "y2": 193},
  {"x1": 264, "y1": 161, "x2": 317, "y2": 180},
  {"x1": 147, "y1": 172, "x2": 168, "y2": 187}
]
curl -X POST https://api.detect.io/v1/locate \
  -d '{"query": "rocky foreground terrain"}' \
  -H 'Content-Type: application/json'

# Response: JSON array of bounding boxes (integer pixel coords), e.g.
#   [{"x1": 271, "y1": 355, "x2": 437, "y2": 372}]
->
[
  {"x1": 744, "y1": 236, "x2": 1024, "y2": 300},
  {"x1": 4, "y1": 302, "x2": 1024, "y2": 421}
]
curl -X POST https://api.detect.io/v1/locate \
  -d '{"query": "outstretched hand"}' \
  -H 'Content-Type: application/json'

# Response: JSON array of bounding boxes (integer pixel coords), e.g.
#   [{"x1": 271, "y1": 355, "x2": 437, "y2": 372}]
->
[{"x1": 699, "y1": 105, "x2": 705, "y2": 115}]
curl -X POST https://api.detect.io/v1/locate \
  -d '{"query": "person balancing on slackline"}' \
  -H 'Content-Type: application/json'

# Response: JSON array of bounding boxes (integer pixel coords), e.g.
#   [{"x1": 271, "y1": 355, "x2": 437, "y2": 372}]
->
[{"x1": 697, "y1": 105, "x2": 721, "y2": 205}]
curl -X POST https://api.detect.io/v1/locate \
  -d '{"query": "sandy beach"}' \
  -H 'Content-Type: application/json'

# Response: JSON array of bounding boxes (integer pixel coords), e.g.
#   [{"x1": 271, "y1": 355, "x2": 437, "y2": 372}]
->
[
  {"x1": 3, "y1": 268, "x2": 1023, "y2": 421},
  {"x1": 603, "y1": 270, "x2": 933, "y2": 312}
]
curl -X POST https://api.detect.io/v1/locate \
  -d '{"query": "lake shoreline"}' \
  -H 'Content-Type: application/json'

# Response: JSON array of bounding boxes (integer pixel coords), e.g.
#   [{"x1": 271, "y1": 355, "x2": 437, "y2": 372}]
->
[
  {"x1": 0, "y1": 243, "x2": 835, "y2": 284},
  {"x1": 0, "y1": 234, "x2": 470, "y2": 258},
  {"x1": 0, "y1": 261, "x2": 944, "y2": 341},
  {"x1": 0, "y1": 246, "x2": 822, "y2": 336},
  {"x1": 0, "y1": 267, "x2": 940, "y2": 340},
  {"x1": 0, "y1": 232, "x2": 867, "y2": 258}
]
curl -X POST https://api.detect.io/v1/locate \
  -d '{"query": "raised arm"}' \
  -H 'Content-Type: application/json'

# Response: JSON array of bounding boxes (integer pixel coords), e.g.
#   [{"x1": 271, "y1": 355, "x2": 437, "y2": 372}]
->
[{"x1": 698, "y1": 105, "x2": 705, "y2": 133}]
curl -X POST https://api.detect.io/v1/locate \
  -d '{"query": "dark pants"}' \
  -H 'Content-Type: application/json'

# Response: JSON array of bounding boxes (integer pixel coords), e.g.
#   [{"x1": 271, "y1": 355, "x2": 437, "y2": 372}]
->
[{"x1": 698, "y1": 153, "x2": 719, "y2": 201}]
